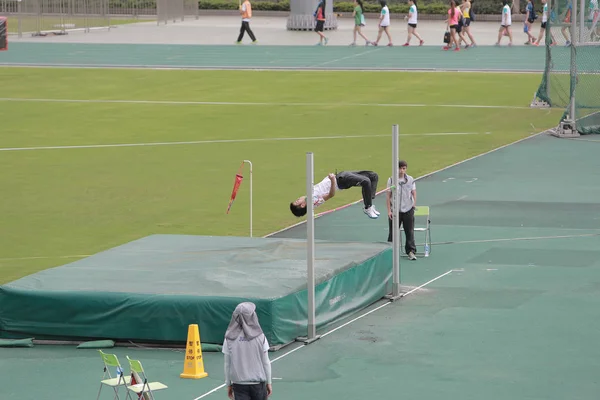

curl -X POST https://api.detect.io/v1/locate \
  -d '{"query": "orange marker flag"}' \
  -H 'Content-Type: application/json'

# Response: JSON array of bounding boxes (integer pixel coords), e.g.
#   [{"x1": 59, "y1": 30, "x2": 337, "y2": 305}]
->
[{"x1": 226, "y1": 162, "x2": 245, "y2": 214}]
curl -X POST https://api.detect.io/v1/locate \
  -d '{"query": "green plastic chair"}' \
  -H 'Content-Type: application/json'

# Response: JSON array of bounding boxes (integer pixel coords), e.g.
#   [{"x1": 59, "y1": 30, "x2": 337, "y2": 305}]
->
[
  {"x1": 125, "y1": 356, "x2": 168, "y2": 400},
  {"x1": 96, "y1": 350, "x2": 132, "y2": 400},
  {"x1": 413, "y1": 206, "x2": 431, "y2": 256}
]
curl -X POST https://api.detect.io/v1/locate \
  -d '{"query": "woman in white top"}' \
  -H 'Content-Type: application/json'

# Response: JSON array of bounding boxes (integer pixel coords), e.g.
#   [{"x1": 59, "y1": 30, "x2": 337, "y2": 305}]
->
[
  {"x1": 534, "y1": 0, "x2": 557, "y2": 45},
  {"x1": 403, "y1": 0, "x2": 424, "y2": 46},
  {"x1": 496, "y1": 0, "x2": 513, "y2": 46},
  {"x1": 372, "y1": 0, "x2": 394, "y2": 46}
]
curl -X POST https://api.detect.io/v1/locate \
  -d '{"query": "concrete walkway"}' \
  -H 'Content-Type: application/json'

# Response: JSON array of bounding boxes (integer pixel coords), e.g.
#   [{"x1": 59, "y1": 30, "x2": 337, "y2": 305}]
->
[{"x1": 10, "y1": 15, "x2": 537, "y2": 46}]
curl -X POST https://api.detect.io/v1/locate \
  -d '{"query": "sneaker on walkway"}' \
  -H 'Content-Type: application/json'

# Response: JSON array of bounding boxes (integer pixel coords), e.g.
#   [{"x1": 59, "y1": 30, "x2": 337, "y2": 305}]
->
[
  {"x1": 364, "y1": 206, "x2": 379, "y2": 219},
  {"x1": 408, "y1": 252, "x2": 417, "y2": 260},
  {"x1": 371, "y1": 205, "x2": 381, "y2": 216}
]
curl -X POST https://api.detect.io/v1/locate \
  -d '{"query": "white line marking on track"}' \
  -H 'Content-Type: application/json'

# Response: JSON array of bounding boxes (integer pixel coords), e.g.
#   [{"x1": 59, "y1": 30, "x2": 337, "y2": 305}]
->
[
  {"x1": 191, "y1": 269, "x2": 454, "y2": 400},
  {"x1": 0, "y1": 255, "x2": 90, "y2": 261},
  {"x1": 0, "y1": 64, "x2": 546, "y2": 73},
  {"x1": 0, "y1": 97, "x2": 534, "y2": 110},
  {"x1": 0, "y1": 132, "x2": 483, "y2": 152},
  {"x1": 432, "y1": 232, "x2": 600, "y2": 246},
  {"x1": 312, "y1": 48, "x2": 383, "y2": 67}
]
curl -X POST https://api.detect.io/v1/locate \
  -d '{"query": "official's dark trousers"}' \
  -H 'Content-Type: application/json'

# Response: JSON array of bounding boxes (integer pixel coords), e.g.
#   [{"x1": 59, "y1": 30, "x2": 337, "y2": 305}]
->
[
  {"x1": 387, "y1": 207, "x2": 417, "y2": 255},
  {"x1": 232, "y1": 382, "x2": 268, "y2": 400},
  {"x1": 335, "y1": 170, "x2": 379, "y2": 209},
  {"x1": 237, "y1": 21, "x2": 257, "y2": 42}
]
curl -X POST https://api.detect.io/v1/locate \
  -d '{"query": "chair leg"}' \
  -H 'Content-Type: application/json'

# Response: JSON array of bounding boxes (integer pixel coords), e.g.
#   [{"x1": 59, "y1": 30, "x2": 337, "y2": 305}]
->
[
  {"x1": 112, "y1": 385, "x2": 121, "y2": 400},
  {"x1": 96, "y1": 385, "x2": 103, "y2": 400}
]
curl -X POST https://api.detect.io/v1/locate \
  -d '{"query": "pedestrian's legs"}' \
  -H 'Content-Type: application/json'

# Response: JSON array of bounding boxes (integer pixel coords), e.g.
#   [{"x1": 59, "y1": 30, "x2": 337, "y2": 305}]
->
[
  {"x1": 401, "y1": 208, "x2": 416, "y2": 255},
  {"x1": 245, "y1": 21, "x2": 257, "y2": 41},
  {"x1": 237, "y1": 22, "x2": 247, "y2": 42},
  {"x1": 336, "y1": 171, "x2": 375, "y2": 208}
]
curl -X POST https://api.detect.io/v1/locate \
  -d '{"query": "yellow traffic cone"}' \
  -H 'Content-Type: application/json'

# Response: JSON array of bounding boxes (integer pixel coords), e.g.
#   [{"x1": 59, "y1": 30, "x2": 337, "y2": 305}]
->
[{"x1": 180, "y1": 324, "x2": 209, "y2": 379}]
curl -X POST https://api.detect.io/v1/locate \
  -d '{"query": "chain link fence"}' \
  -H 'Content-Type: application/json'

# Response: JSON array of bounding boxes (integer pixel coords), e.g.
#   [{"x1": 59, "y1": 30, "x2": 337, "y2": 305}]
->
[
  {"x1": 0, "y1": 0, "x2": 110, "y2": 37},
  {"x1": 156, "y1": 0, "x2": 198, "y2": 25},
  {"x1": 0, "y1": 0, "x2": 200, "y2": 37}
]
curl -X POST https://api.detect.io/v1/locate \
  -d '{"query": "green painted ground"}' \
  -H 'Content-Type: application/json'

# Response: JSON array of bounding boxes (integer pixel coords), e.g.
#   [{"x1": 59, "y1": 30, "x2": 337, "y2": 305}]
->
[
  {"x1": 0, "y1": 42, "x2": 570, "y2": 71},
  {"x1": 2, "y1": 134, "x2": 600, "y2": 400}
]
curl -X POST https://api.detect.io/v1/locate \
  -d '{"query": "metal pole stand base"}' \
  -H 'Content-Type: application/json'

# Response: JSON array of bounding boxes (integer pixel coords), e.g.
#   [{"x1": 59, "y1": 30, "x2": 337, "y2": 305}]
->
[
  {"x1": 296, "y1": 335, "x2": 322, "y2": 345},
  {"x1": 385, "y1": 293, "x2": 403, "y2": 302},
  {"x1": 530, "y1": 96, "x2": 550, "y2": 109},
  {"x1": 384, "y1": 285, "x2": 411, "y2": 302},
  {"x1": 550, "y1": 120, "x2": 580, "y2": 138}
]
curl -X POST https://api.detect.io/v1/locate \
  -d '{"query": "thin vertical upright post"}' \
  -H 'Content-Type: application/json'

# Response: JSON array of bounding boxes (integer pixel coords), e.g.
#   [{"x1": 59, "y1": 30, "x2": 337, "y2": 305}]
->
[
  {"x1": 244, "y1": 160, "x2": 253, "y2": 238},
  {"x1": 570, "y1": 0, "x2": 578, "y2": 124},
  {"x1": 579, "y1": 0, "x2": 585, "y2": 42},
  {"x1": 305, "y1": 152, "x2": 317, "y2": 342},
  {"x1": 390, "y1": 125, "x2": 402, "y2": 300},
  {"x1": 301, "y1": 153, "x2": 321, "y2": 345}
]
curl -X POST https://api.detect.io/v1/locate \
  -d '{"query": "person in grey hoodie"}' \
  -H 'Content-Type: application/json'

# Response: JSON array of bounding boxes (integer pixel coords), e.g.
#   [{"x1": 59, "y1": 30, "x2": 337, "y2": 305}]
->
[{"x1": 223, "y1": 302, "x2": 272, "y2": 400}]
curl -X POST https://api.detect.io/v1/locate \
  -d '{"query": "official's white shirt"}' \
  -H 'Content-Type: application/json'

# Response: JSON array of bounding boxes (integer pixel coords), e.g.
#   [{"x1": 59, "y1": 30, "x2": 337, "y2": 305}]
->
[{"x1": 387, "y1": 174, "x2": 416, "y2": 213}]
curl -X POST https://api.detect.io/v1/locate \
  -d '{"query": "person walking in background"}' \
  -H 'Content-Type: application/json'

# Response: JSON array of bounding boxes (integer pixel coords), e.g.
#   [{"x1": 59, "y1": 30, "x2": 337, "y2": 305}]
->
[
  {"x1": 534, "y1": 0, "x2": 556, "y2": 45},
  {"x1": 351, "y1": 0, "x2": 372, "y2": 46},
  {"x1": 223, "y1": 302, "x2": 272, "y2": 400},
  {"x1": 403, "y1": 0, "x2": 424, "y2": 46},
  {"x1": 314, "y1": 0, "x2": 329, "y2": 45},
  {"x1": 444, "y1": 0, "x2": 462, "y2": 50},
  {"x1": 460, "y1": 0, "x2": 477, "y2": 47},
  {"x1": 523, "y1": 0, "x2": 537, "y2": 45},
  {"x1": 372, "y1": 0, "x2": 393, "y2": 46},
  {"x1": 588, "y1": 0, "x2": 599, "y2": 40},
  {"x1": 236, "y1": 0, "x2": 257, "y2": 44},
  {"x1": 496, "y1": 0, "x2": 513, "y2": 46},
  {"x1": 560, "y1": 0, "x2": 572, "y2": 45}
]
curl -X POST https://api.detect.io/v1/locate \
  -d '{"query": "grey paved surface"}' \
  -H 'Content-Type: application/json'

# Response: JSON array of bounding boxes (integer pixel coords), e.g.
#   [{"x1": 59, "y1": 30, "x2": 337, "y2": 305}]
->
[{"x1": 9, "y1": 15, "x2": 538, "y2": 46}]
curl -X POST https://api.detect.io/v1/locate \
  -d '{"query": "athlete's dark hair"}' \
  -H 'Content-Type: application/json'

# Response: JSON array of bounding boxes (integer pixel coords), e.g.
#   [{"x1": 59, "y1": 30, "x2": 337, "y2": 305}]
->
[{"x1": 290, "y1": 202, "x2": 307, "y2": 217}]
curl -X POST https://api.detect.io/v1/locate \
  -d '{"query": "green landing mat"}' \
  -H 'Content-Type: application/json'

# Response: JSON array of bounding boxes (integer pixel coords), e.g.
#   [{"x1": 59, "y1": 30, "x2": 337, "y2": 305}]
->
[{"x1": 0, "y1": 235, "x2": 392, "y2": 348}]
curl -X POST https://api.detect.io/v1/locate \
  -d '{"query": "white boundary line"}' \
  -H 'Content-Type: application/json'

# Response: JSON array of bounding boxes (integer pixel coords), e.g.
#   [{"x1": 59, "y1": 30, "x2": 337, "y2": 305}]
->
[
  {"x1": 312, "y1": 48, "x2": 383, "y2": 67},
  {"x1": 0, "y1": 255, "x2": 90, "y2": 261},
  {"x1": 0, "y1": 97, "x2": 534, "y2": 110},
  {"x1": 431, "y1": 232, "x2": 600, "y2": 246},
  {"x1": 0, "y1": 63, "x2": 545, "y2": 73},
  {"x1": 192, "y1": 269, "x2": 454, "y2": 400},
  {"x1": 265, "y1": 131, "x2": 546, "y2": 238},
  {"x1": 0, "y1": 132, "x2": 482, "y2": 152}
]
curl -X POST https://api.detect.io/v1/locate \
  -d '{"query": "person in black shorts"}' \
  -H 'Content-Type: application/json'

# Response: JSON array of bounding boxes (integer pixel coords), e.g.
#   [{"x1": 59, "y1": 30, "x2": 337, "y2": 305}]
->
[{"x1": 314, "y1": 0, "x2": 329, "y2": 45}]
